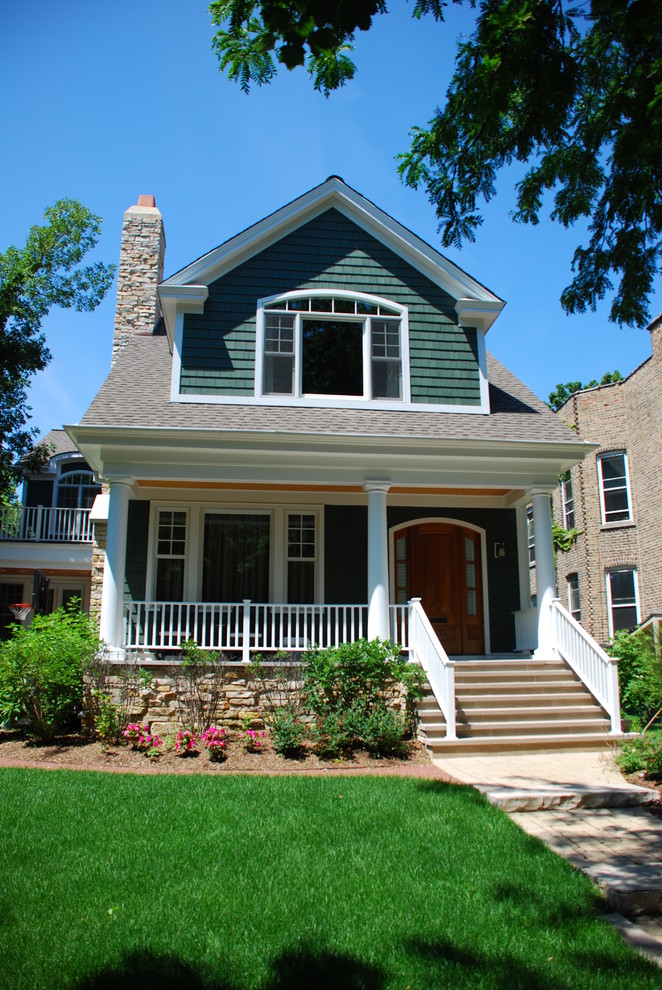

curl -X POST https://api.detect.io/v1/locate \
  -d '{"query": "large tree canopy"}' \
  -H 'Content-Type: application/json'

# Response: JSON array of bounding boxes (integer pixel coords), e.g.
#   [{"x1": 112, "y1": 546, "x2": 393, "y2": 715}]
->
[
  {"x1": 210, "y1": 0, "x2": 662, "y2": 328},
  {"x1": 0, "y1": 200, "x2": 115, "y2": 500}
]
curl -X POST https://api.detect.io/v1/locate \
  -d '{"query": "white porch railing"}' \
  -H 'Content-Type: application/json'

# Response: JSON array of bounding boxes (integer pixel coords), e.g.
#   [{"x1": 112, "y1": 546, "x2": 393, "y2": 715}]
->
[
  {"x1": 123, "y1": 600, "x2": 371, "y2": 661},
  {"x1": 407, "y1": 597, "x2": 456, "y2": 739},
  {"x1": 0, "y1": 505, "x2": 93, "y2": 543},
  {"x1": 551, "y1": 599, "x2": 621, "y2": 733},
  {"x1": 514, "y1": 605, "x2": 538, "y2": 651}
]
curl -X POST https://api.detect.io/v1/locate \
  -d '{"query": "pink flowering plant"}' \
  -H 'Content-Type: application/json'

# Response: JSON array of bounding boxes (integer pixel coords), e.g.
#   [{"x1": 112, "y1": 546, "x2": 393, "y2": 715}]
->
[
  {"x1": 201, "y1": 725, "x2": 228, "y2": 762},
  {"x1": 123, "y1": 722, "x2": 163, "y2": 760},
  {"x1": 174, "y1": 729, "x2": 197, "y2": 755},
  {"x1": 242, "y1": 728, "x2": 266, "y2": 753}
]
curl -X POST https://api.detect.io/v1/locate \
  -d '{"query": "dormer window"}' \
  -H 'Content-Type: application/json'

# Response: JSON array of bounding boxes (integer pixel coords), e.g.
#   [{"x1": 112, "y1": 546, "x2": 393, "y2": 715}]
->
[{"x1": 258, "y1": 291, "x2": 407, "y2": 402}]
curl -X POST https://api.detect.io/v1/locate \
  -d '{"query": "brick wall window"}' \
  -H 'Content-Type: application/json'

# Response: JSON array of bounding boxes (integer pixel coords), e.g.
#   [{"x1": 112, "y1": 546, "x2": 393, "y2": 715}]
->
[
  {"x1": 606, "y1": 568, "x2": 640, "y2": 637},
  {"x1": 597, "y1": 451, "x2": 632, "y2": 524},
  {"x1": 561, "y1": 471, "x2": 575, "y2": 530},
  {"x1": 567, "y1": 573, "x2": 581, "y2": 623}
]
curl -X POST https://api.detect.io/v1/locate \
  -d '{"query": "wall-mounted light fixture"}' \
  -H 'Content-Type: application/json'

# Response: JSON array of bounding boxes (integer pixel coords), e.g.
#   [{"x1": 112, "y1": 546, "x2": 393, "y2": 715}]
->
[{"x1": 494, "y1": 542, "x2": 506, "y2": 559}]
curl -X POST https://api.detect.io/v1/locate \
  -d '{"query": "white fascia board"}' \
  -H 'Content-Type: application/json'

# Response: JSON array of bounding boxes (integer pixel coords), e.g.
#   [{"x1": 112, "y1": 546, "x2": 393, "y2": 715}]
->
[
  {"x1": 158, "y1": 284, "x2": 208, "y2": 346},
  {"x1": 0, "y1": 544, "x2": 93, "y2": 570},
  {"x1": 66, "y1": 424, "x2": 594, "y2": 488},
  {"x1": 161, "y1": 179, "x2": 504, "y2": 319},
  {"x1": 455, "y1": 299, "x2": 505, "y2": 334}
]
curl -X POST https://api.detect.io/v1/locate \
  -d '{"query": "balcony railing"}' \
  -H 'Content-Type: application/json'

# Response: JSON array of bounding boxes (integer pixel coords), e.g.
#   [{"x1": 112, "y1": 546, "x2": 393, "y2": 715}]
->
[{"x1": 0, "y1": 505, "x2": 94, "y2": 543}]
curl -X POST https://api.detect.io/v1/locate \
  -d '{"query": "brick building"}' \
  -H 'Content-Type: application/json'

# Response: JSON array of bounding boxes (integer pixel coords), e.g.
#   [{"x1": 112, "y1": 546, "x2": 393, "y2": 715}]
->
[{"x1": 552, "y1": 315, "x2": 662, "y2": 645}]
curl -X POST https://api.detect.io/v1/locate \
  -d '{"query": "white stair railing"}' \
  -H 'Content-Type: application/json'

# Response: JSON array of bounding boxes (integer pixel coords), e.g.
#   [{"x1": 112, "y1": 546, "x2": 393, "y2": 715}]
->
[
  {"x1": 407, "y1": 597, "x2": 456, "y2": 740},
  {"x1": 550, "y1": 598, "x2": 621, "y2": 733}
]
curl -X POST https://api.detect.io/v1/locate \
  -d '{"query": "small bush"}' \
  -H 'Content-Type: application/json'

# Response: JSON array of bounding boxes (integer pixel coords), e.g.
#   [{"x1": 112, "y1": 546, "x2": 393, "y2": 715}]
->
[
  {"x1": 270, "y1": 707, "x2": 306, "y2": 756},
  {"x1": 609, "y1": 628, "x2": 662, "y2": 727},
  {"x1": 0, "y1": 604, "x2": 98, "y2": 739},
  {"x1": 175, "y1": 640, "x2": 226, "y2": 732},
  {"x1": 615, "y1": 733, "x2": 662, "y2": 776},
  {"x1": 302, "y1": 638, "x2": 424, "y2": 757}
]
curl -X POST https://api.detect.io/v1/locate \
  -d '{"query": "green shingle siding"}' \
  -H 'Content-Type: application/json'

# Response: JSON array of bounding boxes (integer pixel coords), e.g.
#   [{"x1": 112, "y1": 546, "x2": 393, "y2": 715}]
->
[
  {"x1": 180, "y1": 209, "x2": 482, "y2": 404},
  {"x1": 124, "y1": 501, "x2": 149, "y2": 602}
]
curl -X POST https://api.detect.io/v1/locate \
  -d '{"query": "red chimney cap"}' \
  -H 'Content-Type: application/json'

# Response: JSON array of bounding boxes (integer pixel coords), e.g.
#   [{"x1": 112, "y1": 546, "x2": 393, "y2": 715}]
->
[{"x1": 137, "y1": 194, "x2": 157, "y2": 208}]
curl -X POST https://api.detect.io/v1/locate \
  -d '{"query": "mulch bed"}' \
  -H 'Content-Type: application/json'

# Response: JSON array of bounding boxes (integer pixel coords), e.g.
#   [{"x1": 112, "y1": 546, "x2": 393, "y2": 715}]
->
[{"x1": 0, "y1": 729, "x2": 453, "y2": 779}]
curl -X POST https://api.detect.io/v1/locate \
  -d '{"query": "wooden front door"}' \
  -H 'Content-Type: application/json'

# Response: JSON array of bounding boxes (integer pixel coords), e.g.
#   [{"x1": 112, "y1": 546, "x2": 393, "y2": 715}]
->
[{"x1": 396, "y1": 522, "x2": 485, "y2": 655}]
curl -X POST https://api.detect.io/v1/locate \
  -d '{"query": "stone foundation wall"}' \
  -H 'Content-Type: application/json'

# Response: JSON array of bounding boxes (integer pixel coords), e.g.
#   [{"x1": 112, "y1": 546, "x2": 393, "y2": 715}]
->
[{"x1": 95, "y1": 660, "x2": 411, "y2": 739}]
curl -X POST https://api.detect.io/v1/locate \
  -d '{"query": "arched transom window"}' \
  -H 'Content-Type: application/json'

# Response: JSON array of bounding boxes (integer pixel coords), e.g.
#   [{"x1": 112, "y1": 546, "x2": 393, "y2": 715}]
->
[
  {"x1": 56, "y1": 471, "x2": 101, "y2": 510},
  {"x1": 257, "y1": 291, "x2": 408, "y2": 402}
]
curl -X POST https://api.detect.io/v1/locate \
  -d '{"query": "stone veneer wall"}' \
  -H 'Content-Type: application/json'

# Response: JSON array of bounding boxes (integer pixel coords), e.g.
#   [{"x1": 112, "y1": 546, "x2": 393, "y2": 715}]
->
[
  {"x1": 552, "y1": 316, "x2": 662, "y2": 644},
  {"x1": 100, "y1": 661, "x2": 411, "y2": 739},
  {"x1": 112, "y1": 196, "x2": 165, "y2": 365}
]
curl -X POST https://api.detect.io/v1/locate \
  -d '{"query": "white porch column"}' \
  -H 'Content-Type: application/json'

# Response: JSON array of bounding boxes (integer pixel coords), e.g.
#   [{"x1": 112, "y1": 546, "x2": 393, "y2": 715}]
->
[
  {"x1": 99, "y1": 480, "x2": 132, "y2": 649},
  {"x1": 531, "y1": 488, "x2": 556, "y2": 657},
  {"x1": 364, "y1": 480, "x2": 391, "y2": 641}
]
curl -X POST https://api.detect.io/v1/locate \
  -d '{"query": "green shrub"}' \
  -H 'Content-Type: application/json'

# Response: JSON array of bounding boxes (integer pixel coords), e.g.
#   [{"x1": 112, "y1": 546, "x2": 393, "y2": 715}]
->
[
  {"x1": 175, "y1": 640, "x2": 227, "y2": 732},
  {"x1": 270, "y1": 706, "x2": 306, "y2": 756},
  {"x1": 609, "y1": 628, "x2": 662, "y2": 727},
  {"x1": 0, "y1": 604, "x2": 99, "y2": 739},
  {"x1": 302, "y1": 638, "x2": 424, "y2": 757},
  {"x1": 615, "y1": 733, "x2": 662, "y2": 776}
]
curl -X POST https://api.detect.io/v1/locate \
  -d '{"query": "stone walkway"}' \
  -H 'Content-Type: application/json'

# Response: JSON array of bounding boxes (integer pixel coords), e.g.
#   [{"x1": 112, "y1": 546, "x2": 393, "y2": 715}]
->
[{"x1": 433, "y1": 749, "x2": 662, "y2": 967}]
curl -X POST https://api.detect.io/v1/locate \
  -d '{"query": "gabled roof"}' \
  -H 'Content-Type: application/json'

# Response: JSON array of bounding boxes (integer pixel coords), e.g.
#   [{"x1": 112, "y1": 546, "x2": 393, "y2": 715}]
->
[{"x1": 158, "y1": 177, "x2": 505, "y2": 341}]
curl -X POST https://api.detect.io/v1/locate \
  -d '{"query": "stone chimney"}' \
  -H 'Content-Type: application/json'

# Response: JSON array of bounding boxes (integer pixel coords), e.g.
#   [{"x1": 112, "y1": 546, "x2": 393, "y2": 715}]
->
[
  {"x1": 111, "y1": 194, "x2": 166, "y2": 365},
  {"x1": 649, "y1": 311, "x2": 662, "y2": 361}
]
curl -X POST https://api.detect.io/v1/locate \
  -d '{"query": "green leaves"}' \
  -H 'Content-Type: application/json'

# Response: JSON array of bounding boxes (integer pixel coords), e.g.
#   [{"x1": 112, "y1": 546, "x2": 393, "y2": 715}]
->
[
  {"x1": 211, "y1": 0, "x2": 662, "y2": 328},
  {"x1": 0, "y1": 200, "x2": 115, "y2": 501}
]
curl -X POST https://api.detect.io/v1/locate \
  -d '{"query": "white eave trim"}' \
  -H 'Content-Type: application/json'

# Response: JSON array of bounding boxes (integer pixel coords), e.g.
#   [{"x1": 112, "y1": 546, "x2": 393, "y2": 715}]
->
[
  {"x1": 158, "y1": 284, "x2": 208, "y2": 346},
  {"x1": 455, "y1": 299, "x2": 505, "y2": 333},
  {"x1": 160, "y1": 178, "x2": 504, "y2": 319}
]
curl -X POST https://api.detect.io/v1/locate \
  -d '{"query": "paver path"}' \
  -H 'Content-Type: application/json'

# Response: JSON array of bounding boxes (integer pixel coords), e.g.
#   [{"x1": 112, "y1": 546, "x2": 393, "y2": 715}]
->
[{"x1": 433, "y1": 749, "x2": 662, "y2": 966}]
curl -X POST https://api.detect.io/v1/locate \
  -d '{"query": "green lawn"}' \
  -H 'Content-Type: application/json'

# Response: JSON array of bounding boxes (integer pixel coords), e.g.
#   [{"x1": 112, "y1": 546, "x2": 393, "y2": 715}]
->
[{"x1": 1, "y1": 770, "x2": 660, "y2": 990}]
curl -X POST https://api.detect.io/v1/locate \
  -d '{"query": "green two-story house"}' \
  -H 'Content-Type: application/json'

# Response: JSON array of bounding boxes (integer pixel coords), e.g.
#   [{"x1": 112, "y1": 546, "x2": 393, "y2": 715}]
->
[{"x1": 68, "y1": 178, "x2": 621, "y2": 746}]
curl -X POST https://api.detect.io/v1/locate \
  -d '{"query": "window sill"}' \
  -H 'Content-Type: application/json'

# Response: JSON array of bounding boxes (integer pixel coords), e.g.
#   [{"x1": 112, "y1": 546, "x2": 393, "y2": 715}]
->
[{"x1": 600, "y1": 520, "x2": 636, "y2": 532}]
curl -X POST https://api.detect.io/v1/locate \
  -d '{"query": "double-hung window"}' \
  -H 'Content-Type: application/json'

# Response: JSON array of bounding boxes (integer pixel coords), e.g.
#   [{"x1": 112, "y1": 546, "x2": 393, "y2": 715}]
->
[
  {"x1": 598, "y1": 451, "x2": 632, "y2": 524},
  {"x1": 567, "y1": 573, "x2": 581, "y2": 623},
  {"x1": 260, "y1": 292, "x2": 405, "y2": 401},
  {"x1": 155, "y1": 510, "x2": 187, "y2": 600},
  {"x1": 606, "y1": 568, "x2": 639, "y2": 636},
  {"x1": 560, "y1": 471, "x2": 575, "y2": 530},
  {"x1": 526, "y1": 505, "x2": 535, "y2": 564}
]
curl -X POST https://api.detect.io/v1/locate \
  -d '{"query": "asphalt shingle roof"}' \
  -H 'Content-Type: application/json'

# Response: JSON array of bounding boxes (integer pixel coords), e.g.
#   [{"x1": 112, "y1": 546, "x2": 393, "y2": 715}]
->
[{"x1": 78, "y1": 333, "x2": 580, "y2": 446}]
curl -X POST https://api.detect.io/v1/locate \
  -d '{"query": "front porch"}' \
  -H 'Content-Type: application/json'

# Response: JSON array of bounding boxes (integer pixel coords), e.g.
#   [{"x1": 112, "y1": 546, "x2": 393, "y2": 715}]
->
[{"x1": 120, "y1": 595, "x2": 622, "y2": 748}]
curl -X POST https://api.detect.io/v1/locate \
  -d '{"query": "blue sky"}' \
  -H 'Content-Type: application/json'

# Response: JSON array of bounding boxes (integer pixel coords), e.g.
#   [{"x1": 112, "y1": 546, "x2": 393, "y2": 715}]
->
[{"x1": 2, "y1": 0, "x2": 659, "y2": 440}]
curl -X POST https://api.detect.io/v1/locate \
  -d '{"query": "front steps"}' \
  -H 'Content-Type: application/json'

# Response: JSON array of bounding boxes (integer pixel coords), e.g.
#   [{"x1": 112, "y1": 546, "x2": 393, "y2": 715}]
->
[{"x1": 417, "y1": 655, "x2": 617, "y2": 754}]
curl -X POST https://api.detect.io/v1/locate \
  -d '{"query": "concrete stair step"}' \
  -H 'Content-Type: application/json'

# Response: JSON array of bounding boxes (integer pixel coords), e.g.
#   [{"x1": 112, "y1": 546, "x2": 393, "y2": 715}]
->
[
  {"x1": 459, "y1": 719, "x2": 611, "y2": 737},
  {"x1": 460, "y1": 692, "x2": 597, "y2": 708},
  {"x1": 458, "y1": 705, "x2": 607, "y2": 721},
  {"x1": 423, "y1": 733, "x2": 621, "y2": 754}
]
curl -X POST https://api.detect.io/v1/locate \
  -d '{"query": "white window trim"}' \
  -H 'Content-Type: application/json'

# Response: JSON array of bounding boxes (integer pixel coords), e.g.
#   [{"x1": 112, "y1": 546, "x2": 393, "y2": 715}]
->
[
  {"x1": 147, "y1": 503, "x2": 323, "y2": 604},
  {"x1": 255, "y1": 289, "x2": 411, "y2": 408},
  {"x1": 597, "y1": 450, "x2": 633, "y2": 525},
  {"x1": 605, "y1": 567, "x2": 640, "y2": 639},
  {"x1": 146, "y1": 505, "x2": 190, "y2": 601}
]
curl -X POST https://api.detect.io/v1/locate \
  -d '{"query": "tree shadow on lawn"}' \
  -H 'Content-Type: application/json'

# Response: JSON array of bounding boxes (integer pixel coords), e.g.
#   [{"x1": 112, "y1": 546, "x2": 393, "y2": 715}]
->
[{"x1": 72, "y1": 946, "x2": 386, "y2": 990}]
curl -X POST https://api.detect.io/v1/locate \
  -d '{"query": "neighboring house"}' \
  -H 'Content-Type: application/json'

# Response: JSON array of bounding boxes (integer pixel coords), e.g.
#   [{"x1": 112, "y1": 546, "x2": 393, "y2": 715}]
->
[
  {"x1": 0, "y1": 430, "x2": 101, "y2": 638},
  {"x1": 63, "y1": 179, "x2": 623, "y2": 746},
  {"x1": 551, "y1": 316, "x2": 662, "y2": 646}
]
